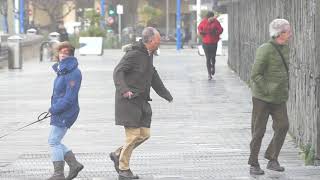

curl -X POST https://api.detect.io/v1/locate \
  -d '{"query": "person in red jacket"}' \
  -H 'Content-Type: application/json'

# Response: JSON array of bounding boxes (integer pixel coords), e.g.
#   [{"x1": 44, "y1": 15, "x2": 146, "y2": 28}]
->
[{"x1": 198, "y1": 11, "x2": 223, "y2": 80}]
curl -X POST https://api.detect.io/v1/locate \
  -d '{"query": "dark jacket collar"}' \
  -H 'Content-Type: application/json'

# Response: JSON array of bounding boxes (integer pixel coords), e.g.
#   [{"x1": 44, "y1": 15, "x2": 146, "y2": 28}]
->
[
  {"x1": 130, "y1": 40, "x2": 149, "y2": 55},
  {"x1": 52, "y1": 56, "x2": 78, "y2": 75}
]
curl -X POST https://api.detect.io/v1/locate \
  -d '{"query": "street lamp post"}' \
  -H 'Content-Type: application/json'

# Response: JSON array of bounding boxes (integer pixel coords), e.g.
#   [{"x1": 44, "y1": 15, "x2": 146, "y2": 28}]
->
[
  {"x1": 196, "y1": 0, "x2": 201, "y2": 43},
  {"x1": 19, "y1": 0, "x2": 24, "y2": 33},
  {"x1": 14, "y1": 0, "x2": 19, "y2": 34},
  {"x1": 176, "y1": 0, "x2": 181, "y2": 50},
  {"x1": 166, "y1": 0, "x2": 169, "y2": 40},
  {"x1": 116, "y1": 4, "x2": 123, "y2": 45},
  {"x1": 100, "y1": 0, "x2": 105, "y2": 28}
]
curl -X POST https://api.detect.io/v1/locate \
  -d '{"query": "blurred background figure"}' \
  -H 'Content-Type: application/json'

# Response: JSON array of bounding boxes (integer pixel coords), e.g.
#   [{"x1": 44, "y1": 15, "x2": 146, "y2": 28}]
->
[{"x1": 57, "y1": 21, "x2": 69, "y2": 42}]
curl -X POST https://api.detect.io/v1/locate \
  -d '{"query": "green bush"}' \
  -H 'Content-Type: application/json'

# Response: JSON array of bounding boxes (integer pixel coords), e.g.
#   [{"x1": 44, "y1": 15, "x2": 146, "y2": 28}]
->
[
  {"x1": 299, "y1": 143, "x2": 315, "y2": 165},
  {"x1": 70, "y1": 31, "x2": 120, "y2": 49},
  {"x1": 69, "y1": 34, "x2": 80, "y2": 48},
  {"x1": 304, "y1": 144, "x2": 315, "y2": 165},
  {"x1": 78, "y1": 9, "x2": 106, "y2": 38},
  {"x1": 104, "y1": 32, "x2": 119, "y2": 49},
  {"x1": 79, "y1": 26, "x2": 106, "y2": 37}
]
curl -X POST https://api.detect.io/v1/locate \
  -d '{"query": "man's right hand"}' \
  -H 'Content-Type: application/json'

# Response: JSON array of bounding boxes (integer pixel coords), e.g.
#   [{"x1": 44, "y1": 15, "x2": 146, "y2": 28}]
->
[{"x1": 123, "y1": 91, "x2": 134, "y2": 99}]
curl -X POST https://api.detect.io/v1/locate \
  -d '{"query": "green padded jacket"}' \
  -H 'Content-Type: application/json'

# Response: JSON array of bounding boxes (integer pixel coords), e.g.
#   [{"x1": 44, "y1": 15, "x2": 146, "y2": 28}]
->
[{"x1": 250, "y1": 39, "x2": 290, "y2": 104}]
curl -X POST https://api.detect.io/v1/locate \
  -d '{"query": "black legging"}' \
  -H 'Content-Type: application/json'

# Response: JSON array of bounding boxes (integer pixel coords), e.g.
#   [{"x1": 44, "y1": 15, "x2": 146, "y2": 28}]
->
[{"x1": 202, "y1": 43, "x2": 218, "y2": 75}]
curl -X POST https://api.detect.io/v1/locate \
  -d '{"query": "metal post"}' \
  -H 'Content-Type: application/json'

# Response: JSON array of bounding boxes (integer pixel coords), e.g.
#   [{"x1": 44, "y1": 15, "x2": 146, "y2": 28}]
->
[
  {"x1": 116, "y1": 4, "x2": 123, "y2": 45},
  {"x1": 4, "y1": 15, "x2": 8, "y2": 33},
  {"x1": 166, "y1": 0, "x2": 169, "y2": 39},
  {"x1": 100, "y1": 0, "x2": 105, "y2": 28},
  {"x1": 1, "y1": 0, "x2": 8, "y2": 33},
  {"x1": 196, "y1": 0, "x2": 201, "y2": 34},
  {"x1": 19, "y1": 0, "x2": 24, "y2": 33},
  {"x1": 118, "y1": 13, "x2": 121, "y2": 44},
  {"x1": 14, "y1": 0, "x2": 19, "y2": 34},
  {"x1": 176, "y1": 0, "x2": 181, "y2": 50},
  {"x1": 2, "y1": 15, "x2": 5, "y2": 33}
]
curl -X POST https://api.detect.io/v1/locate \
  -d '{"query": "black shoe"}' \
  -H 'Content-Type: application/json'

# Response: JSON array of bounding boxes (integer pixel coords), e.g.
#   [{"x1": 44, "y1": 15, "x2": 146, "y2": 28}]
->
[
  {"x1": 267, "y1": 160, "x2": 285, "y2": 172},
  {"x1": 118, "y1": 169, "x2": 139, "y2": 179},
  {"x1": 250, "y1": 165, "x2": 265, "y2": 175},
  {"x1": 109, "y1": 152, "x2": 120, "y2": 173}
]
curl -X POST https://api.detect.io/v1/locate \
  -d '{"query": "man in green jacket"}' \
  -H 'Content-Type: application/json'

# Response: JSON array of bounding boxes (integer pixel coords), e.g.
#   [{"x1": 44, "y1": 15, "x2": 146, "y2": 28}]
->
[
  {"x1": 248, "y1": 19, "x2": 292, "y2": 175},
  {"x1": 110, "y1": 27, "x2": 173, "y2": 179}
]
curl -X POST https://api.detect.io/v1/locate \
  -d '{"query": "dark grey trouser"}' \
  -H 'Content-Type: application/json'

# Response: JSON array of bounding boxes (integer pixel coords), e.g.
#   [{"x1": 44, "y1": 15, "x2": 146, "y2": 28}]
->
[
  {"x1": 202, "y1": 43, "x2": 218, "y2": 75},
  {"x1": 248, "y1": 97, "x2": 289, "y2": 166}
]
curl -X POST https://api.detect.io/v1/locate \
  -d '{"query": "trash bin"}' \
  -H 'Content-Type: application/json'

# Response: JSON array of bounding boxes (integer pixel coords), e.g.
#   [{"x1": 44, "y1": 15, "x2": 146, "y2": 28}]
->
[
  {"x1": 7, "y1": 35, "x2": 23, "y2": 69},
  {"x1": 26, "y1": 28, "x2": 37, "y2": 35},
  {"x1": 48, "y1": 32, "x2": 60, "y2": 43}
]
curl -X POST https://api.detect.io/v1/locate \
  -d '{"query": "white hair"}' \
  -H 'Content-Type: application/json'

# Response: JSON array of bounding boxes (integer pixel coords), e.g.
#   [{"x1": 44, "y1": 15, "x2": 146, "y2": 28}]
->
[
  {"x1": 269, "y1": 19, "x2": 290, "y2": 38},
  {"x1": 142, "y1": 27, "x2": 159, "y2": 43}
]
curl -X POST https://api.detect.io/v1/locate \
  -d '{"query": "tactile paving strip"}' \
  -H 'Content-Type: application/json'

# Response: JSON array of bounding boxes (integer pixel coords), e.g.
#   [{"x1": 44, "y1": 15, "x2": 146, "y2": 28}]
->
[{"x1": 0, "y1": 151, "x2": 320, "y2": 180}]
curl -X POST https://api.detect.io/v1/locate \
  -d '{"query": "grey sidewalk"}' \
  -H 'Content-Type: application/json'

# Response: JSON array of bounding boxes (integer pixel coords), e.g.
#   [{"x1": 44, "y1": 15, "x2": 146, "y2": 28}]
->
[{"x1": 0, "y1": 49, "x2": 319, "y2": 180}]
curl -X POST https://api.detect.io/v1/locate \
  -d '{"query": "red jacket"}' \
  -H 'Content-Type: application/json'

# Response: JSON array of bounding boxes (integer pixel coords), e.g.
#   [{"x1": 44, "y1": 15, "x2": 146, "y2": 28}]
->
[{"x1": 198, "y1": 18, "x2": 223, "y2": 44}]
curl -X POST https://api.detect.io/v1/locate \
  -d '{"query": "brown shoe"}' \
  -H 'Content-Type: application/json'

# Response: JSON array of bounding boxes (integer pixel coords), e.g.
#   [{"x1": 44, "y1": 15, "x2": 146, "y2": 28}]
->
[
  {"x1": 250, "y1": 165, "x2": 264, "y2": 175},
  {"x1": 118, "y1": 169, "x2": 139, "y2": 179},
  {"x1": 267, "y1": 160, "x2": 285, "y2": 172},
  {"x1": 109, "y1": 152, "x2": 120, "y2": 173}
]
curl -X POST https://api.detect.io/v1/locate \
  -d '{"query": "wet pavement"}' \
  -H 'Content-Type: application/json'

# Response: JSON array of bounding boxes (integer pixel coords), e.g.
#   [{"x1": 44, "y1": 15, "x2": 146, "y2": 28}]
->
[{"x1": 0, "y1": 49, "x2": 319, "y2": 179}]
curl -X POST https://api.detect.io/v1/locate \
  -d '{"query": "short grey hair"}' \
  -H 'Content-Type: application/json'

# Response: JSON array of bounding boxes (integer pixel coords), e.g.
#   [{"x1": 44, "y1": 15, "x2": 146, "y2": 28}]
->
[
  {"x1": 142, "y1": 27, "x2": 159, "y2": 43},
  {"x1": 269, "y1": 19, "x2": 290, "y2": 38}
]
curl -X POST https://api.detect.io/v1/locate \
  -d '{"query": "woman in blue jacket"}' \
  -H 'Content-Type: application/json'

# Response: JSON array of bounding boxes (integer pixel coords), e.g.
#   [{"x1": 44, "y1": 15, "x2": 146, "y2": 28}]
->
[{"x1": 47, "y1": 42, "x2": 83, "y2": 180}]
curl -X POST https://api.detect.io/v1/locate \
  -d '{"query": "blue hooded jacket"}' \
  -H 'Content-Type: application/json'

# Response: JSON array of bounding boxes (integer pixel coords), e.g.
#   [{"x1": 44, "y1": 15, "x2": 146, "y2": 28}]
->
[{"x1": 49, "y1": 57, "x2": 82, "y2": 128}]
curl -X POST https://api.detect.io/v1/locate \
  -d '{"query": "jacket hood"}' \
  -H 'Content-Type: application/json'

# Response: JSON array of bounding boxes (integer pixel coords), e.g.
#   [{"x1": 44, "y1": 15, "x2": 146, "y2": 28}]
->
[
  {"x1": 129, "y1": 40, "x2": 149, "y2": 55},
  {"x1": 52, "y1": 56, "x2": 79, "y2": 75}
]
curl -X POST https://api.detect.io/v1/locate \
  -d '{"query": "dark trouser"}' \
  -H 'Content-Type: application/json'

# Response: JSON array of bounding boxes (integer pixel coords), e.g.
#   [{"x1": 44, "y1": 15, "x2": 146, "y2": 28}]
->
[
  {"x1": 202, "y1": 43, "x2": 218, "y2": 75},
  {"x1": 248, "y1": 97, "x2": 289, "y2": 166}
]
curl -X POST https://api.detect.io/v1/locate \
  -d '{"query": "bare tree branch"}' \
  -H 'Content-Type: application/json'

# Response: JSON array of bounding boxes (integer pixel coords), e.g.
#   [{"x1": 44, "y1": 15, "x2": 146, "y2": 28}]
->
[{"x1": 31, "y1": 0, "x2": 75, "y2": 22}]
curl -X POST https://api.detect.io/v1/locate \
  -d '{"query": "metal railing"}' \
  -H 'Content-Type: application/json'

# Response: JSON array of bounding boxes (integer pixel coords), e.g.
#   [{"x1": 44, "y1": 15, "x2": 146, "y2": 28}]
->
[{"x1": 0, "y1": 44, "x2": 9, "y2": 62}]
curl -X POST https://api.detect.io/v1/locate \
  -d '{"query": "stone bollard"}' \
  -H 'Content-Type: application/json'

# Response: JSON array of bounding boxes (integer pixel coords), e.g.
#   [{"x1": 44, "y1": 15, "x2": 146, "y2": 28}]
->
[
  {"x1": 26, "y1": 28, "x2": 38, "y2": 35},
  {"x1": 7, "y1": 35, "x2": 23, "y2": 69}
]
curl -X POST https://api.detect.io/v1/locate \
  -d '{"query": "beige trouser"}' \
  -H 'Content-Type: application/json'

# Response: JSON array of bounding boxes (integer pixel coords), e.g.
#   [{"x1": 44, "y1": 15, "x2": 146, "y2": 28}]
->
[{"x1": 115, "y1": 127, "x2": 150, "y2": 170}]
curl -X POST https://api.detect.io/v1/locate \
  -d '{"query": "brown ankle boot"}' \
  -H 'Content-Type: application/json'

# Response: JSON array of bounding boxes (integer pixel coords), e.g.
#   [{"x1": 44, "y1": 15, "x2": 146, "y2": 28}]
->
[
  {"x1": 47, "y1": 161, "x2": 65, "y2": 180},
  {"x1": 64, "y1": 151, "x2": 84, "y2": 180}
]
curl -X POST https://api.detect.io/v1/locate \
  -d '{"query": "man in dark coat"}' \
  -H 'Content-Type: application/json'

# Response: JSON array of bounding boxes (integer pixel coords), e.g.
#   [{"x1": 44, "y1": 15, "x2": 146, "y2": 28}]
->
[{"x1": 110, "y1": 27, "x2": 173, "y2": 179}]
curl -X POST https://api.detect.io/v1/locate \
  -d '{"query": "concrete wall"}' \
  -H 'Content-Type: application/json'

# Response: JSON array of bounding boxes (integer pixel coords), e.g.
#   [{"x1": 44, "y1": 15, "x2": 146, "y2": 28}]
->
[
  {"x1": 0, "y1": 34, "x2": 44, "y2": 68},
  {"x1": 20, "y1": 35, "x2": 44, "y2": 62}
]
